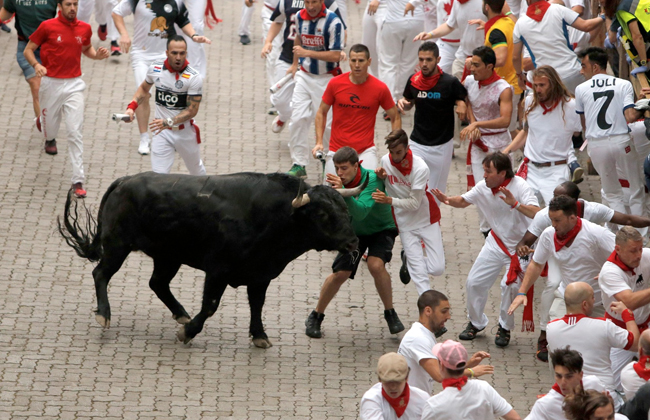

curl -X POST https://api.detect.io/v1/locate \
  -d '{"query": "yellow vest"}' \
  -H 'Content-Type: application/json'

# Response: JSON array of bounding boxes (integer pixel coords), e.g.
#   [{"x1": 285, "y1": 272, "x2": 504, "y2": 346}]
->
[
  {"x1": 616, "y1": 0, "x2": 650, "y2": 42},
  {"x1": 486, "y1": 16, "x2": 522, "y2": 94}
]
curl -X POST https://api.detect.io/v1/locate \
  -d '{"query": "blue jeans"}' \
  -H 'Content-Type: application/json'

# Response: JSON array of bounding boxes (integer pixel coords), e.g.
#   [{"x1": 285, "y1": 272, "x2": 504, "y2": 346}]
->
[{"x1": 16, "y1": 39, "x2": 41, "y2": 80}]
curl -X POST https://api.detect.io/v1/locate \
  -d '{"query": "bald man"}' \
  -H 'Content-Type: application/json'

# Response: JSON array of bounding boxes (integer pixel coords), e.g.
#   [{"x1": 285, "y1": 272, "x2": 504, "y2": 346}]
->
[
  {"x1": 546, "y1": 282, "x2": 640, "y2": 410},
  {"x1": 620, "y1": 330, "x2": 650, "y2": 400}
]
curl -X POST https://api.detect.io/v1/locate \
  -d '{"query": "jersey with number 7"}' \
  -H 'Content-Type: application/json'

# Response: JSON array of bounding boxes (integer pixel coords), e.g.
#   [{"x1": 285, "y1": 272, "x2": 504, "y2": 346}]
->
[{"x1": 574, "y1": 74, "x2": 635, "y2": 139}]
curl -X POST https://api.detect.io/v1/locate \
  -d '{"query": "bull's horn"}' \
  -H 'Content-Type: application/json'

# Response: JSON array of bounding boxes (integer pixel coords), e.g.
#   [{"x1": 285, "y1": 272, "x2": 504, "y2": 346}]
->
[
  {"x1": 335, "y1": 173, "x2": 369, "y2": 198},
  {"x1": 292, "y1": 181, "x2": 311, "y2": 208}
]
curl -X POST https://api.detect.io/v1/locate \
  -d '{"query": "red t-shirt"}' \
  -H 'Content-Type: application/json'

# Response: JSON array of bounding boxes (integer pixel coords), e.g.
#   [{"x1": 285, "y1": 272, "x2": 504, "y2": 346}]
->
[
  {"x1": 29, "y1": 12, "x2": 92, "y2": 79},
  {"x1": 322, "y1": 73, "x2": 395, "y2": 153}
]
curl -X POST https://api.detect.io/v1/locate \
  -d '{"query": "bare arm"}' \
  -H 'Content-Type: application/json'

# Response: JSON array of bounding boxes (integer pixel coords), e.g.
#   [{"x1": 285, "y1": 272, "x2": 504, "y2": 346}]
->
[
  {"x1": 610, "y1": 301, "x2": 640, "y2": 351},
  {"x1": 628, "y1": 20, "x2": 648, "y2": 64},
  {"x1": 610, "y1": 212, "x2": 650, "y2": 228},
  {"x1": 494, "y1": 45, "x2": 508, "y2": 68},
  {"x1": 508, "y1": 259, "x2": 544, "y2": 314},
  {"x1": 419, "y1": 358, "x2": 443, "y2": 383},
  {"x1": 414, "y1": 23, "x2": 454, "y2": 41},
  {"x1": 571, "y1": 16, "x2": 605, "y2": 33},
  {"x1": 431, "y1": 188, "x2": 472, "y2": 208},
  {"x1": 0, "y1": 7, "x2": 12, "y2": 21},
  {"x1": 261, "y1": 22, "x2": 283, "y2": 58},
  {"x1": 23, "y1": 41, "x2": 47, "y2": 77},
  {"x1": 516, "y1": 230, "x2": 539, "y2": 257},
  {"x1": 625, "y1": 107, "x2": 644, "y2": 123},
  {"x1": 613, "y1": 289, "x2": 650, "y2": 311},
  {"x1": 112, "y1": 12, "x2": 131, "y2": 53},
  {"x1": 82, "y1": 44, "x2": 109, "y2": 60},
  {"x1": 502, "y1": 410, "x2": 523, "y2": 420},
  {"x1": 124, "y1": 81, "x2": 154, "y2": 122},
  {"x1": 314, "y1": 101, "x2": 331, "y2": 156},
  {"x1": 180, "y1": 23, "x2": 211, "y2": 44},
  {"x1": 386, "y1": 106, "x2": 401, "y2": 130},
  {"x1": 172, "y1": 95, "x2": 202, "y2": 124},
  {"x1": 294, "y1": 47, "x2": 341, "y2": 63}
]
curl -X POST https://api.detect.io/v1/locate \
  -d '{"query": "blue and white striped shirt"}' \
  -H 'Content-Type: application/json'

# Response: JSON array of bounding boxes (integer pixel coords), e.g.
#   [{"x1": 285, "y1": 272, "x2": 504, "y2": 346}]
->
[{"x1": 296, "y1": 8, "x2": 343, "y2": 75}]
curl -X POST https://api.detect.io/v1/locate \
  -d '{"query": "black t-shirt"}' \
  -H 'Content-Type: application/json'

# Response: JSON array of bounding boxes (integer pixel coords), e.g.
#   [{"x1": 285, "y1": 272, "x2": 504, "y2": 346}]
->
[{"x1": 403, "y1": 72, "x2": 467, "y2": 146}]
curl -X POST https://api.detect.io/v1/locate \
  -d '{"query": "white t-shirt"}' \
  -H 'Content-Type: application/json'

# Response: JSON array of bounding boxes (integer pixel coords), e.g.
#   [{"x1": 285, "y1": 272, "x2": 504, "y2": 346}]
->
[
  {"x1": 527, "y1": 200, "x2": 614, "y2": 237},
  {"x1": 145, "y1": 60, "x2": 203, "y2": 120},
  {"x1": 420, "y1": 379, "x2": 513, "y2": 420},
  {"x1": 381, "y1": 154, "x2": 440, "y2": 232},
  {"x1": 599, "y1": 248, "x2": 650, "y2": 325},
  {"x1": 446, "y1": 0, "x2": 484, "y2": 61},
  {"x1": 359, "y1": 382, "x2": 430, "y2": 420},
  {"x1": 565, "y1": 0, "x2": 591, "y2": 53},
  {"x1": 575, "y1": 74, "x2": 635, "y2": 140},
  {"x1": 533, "y1": 219, "x2": 615, "y2": 304},
  {"x1": 462, "y1": 176, "x2": 538, "y2": 250},
  {"x1": 385, "y1": 0, "x2": 423, "y2": 22},
  {"x1": 620, "y1": 360, "x2": 650, "y2": 400},
  {"x1": 524, "y1": 94, "x2": 582, "y2": 163},
  {"x1": 525, "y1": 375, "x2": 606, "y2": 420},
  {"x1": 437, "y1": 0, "x2": 461, "y2": 41},
  {"x1": 512, "y1": 4, "x2": 580, "y2": 78},
  {"x1": 397, "y1": 322, "x2": 437, "y2": 394},
  {"x1": 547, "y1": 314, "x2": 633, "y2": 390}
]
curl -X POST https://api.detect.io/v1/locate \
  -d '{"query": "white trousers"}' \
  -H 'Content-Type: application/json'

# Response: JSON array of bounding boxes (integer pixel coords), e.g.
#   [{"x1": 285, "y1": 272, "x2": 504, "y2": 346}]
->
[
  {"x1": 378, "y1": 19, "x2": 424, "y2": 101},
  {"x1": 589, "y1": 135, "x2": 646, "y2": 235},
  {"x1": 289, "y1": 71, "x2": 333, "y2": 167},
  {"x1": 39, "y1": 76, "x2": 86, "y2": 184},
  {"x1": 262, "y1": 6, "x2": 282, "y2": 89},
  {"x1": 151, "y1": 124, "x2": 206, "y2": 176},
  {"x1": 524, "y1": 163, "x2": 570, "y2": 207},
  {"x1": 325, "y1": 146, "x2": 378, "y2": 178},
  {"x1": 401, "y1": 222, "x2": 446, "y2": 295},
  {"x1": 361, "y1": 2, "x2": 387, "y2": 77},
  {"x1": 78, "y1": 0, "x2": 118, "y2": 41},
  {"x1": 410, "y1": 140, "x2": 453, "y2": 194},
  {"x1": 466, "y1": 235, "x2": 526, "y2": 331},
  {"x1": 238, "y1": 0, "x2": 254, "y2": 36},
  {"x1": 183, "y1": 0, "x2": 207, "y2": 78},
  {"x1": 131, "y1": 52, "x2": 165, "y2": 87},
  {"x1": 336, "y1": 0, "x2": 348, "y2": 27},
  {"x1": 437, "y1": 40, "x2": 459, "y2": 75},
  {"x1": 272, "y1": 60, "x2": 294, "y2": 123}
]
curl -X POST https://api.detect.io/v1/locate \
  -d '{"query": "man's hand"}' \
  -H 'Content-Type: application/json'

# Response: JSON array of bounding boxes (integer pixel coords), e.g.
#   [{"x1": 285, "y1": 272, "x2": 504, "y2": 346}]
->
[
  {"x1": 368, "y1": 0, "x2": 380, "y2": 14},
  {"x1": 472, "y1": 364, "x2": 494, "y2": 377},
  {"x1": 375, "y1": 167, "x2": 387, "y2": 179},
  {"x1": 397, "y1": 97, "x2": 413, "y2": 113},
  {"x1": 468, "y1": 18, "x2": 486, "y2": 30},
  {"x1": 340, "y1": 50, "x2": 347, "y2": 62},
  {"x1": 261, "y1": 41, "x2": 273, "y2": 58},
  {"x1": 456, "y1": 101, "x2": 467, "y2": 121},
  {"x1": 326, "y1": 173, "x2": 343, "y2": 188},
  {"x1": 34, "y1": 63, "x2": 47, "y2": 78},
  {"x1": 96, "y1": 47, "x2": 110, "y2": 60},
  {"x1": 245, "y1": 0, "x2": 255, "y2": 6},
  {"x1": 119, "y1": 33, "x2": 132, "y2": 54},
  {"x1": 293, "y1": 46, "x2": 310, "y2": 58},
  {"x1": 404, "y1": 2, "x2": 415, "y2": 15},
  {"x1": 460, "y1": 122, "x2": 481, "y2": 141},
  {"x1": 464, "y1": 56, "x2": 472, "y2": 69},
  {"x1": 125, "y1": 108, "x2": 135, "y2": 123},
  {"x1": 517, "y1": 73, "x2": 526, "y2": 92},
  {"x1": 516, "y1": 244, "x2": 532, "y2": 257},
  {"x1": 192, "y1": 35, "x2": 211, "y2": 44},
  {"x1": 469, "y1": 351, "x2": 490, "y2": 366},
  {"x1": 312, "y1": 144, "x2": 324, "y2": 159},
  {"x1": 371, "y1": 189, "x2": 392, "y2": 204},
  {"x1": 413, "y1": 31, "x2": 433, "y2": 41},
  {"x1": 287, "y1": 64, "x2": 298, "y2": 77},
  {"x1": 508, "y1": 294, "x2": 527, "y2": 315},
  {"x1": 149, "y1": 118, "x2": 168, "y2": 135},
  {"x1": 497, "y1": 186, "x2": 516, "y2": 207},
  {"x1": 610, "y1": 301, "x2": 629, "y2": 315},
  {"x1": 431, "y1": 188, "x2": 450, "y2": 205}
]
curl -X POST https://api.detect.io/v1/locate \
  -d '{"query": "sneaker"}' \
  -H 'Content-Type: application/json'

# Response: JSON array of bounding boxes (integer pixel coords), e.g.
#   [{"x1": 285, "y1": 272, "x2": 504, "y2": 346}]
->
[
  {"x1": 0, "y1": 22, "x2": 10, "y2": 33},
  {"x1": 72, "y1": 183, "x2": 87, "y2": 198},
  {"x1": 98, "y1": 24, "x2": 107, "y2": 41},
  {"x1": 384, "y1": 308, "x2": 405, "y2": 334},
  {"x1": 138, "y1": 138, "x2": 151, "y2": 155},
  {"x1": 240, "y1": 34, "x2": 251, "y2": 45},
  {"x1": 495, "y1": 325, "x2": 511, "y2": 347},
  {"x1": 569, "y1": 161, "x2": 584, "y2": 184},
  {"x1": 267, "y1": 107, "x2": 278, "y2": 115},
  {"x1": 305, "y1": 310, "x2": 324, "y2": 338},
  {"x1": 287, "y1": 164, "x2": 307, "y2": 179},
  {"x1": 536, "y1": 338, "x2": 549, "y2": 362},
  {"x1": 399, "y1": 250, "x2": 410, "y2": 285},
  {"x1": 35, "y1": 116, "x2": 41, "y2": 132},
  {"x1": 44, "y1": 139, "x2": 57, "y2": 155},
  {"x1": 459, "y1": 322, "x2": 484, "y2": 341},
  {"x1": 435, "y1": 326, "x2": 448, "y2": 338},
  {"x1": 110, "y1": 41, "x2": 121, "y2": 56},
  {"x1": 271, "y1": 116, "x2": 286, "y2": 133}
]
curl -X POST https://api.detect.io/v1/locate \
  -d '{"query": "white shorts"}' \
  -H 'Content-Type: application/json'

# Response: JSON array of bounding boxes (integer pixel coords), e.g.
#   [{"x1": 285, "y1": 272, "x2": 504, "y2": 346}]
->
[{"x1": 131, "y1": 51, "x2": 166, "y2": 88}]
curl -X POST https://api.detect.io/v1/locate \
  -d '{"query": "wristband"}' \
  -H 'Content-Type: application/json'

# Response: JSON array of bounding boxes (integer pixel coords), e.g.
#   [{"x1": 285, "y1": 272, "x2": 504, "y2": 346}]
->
[
  {"x1": 468, "y1": 368, "x2": 475, "y2": 378},
  {"x1": 622, "y1": 309, "x2": 635, "y2": 323},
  {"x1": 191, "y1": 33, "x2": 199, "y2": 38},
  {"x1": 517, "y1": 292, "x2": 527, "y2": 296},
  {"x1": 505, "y1": 11, "x2": 513, "y2": 16},
  {"x1": 127, "y1": 101, "x2": 138, "y2": 111},
  {"x1": 511, "y1": 200, "x2": 519, "y2": 209}
]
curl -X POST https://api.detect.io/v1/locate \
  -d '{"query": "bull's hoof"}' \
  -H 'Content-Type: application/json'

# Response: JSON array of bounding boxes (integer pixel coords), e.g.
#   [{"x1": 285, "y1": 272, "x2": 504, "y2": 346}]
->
[
  {"x1": 173, "y1": 314, "x2": 191, "y2": 325},
  {"x1": 177, "y1": 326, "x2": 193, "y2": 344},
  {"x1": 95, "y1": 314, "x2": 110, "y2": 329},
  {"x1": 252, "y1": 337, "x2": 273, "y2": 348}
]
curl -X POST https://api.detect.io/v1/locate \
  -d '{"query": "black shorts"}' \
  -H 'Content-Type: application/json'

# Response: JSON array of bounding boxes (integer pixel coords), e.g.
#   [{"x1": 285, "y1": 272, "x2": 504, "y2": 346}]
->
[{"x1": 331, "y1": 228, "x2": 398, "y2": 279}]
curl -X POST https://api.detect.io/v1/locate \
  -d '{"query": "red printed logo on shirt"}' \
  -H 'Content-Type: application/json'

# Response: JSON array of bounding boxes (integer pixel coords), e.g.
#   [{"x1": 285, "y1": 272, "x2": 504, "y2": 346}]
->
[
  {"x1": 625, "y1": 145, "x2": 631, "y2": 154},
  {"x1": 301, "y1": 34, "x2": 324, "y2": 48}
]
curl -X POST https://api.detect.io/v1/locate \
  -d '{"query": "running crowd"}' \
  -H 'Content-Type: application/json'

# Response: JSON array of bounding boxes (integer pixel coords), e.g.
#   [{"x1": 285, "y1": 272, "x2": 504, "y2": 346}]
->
[{"x1": 4, "y1": 0, "x2": 650, "y2": 417}]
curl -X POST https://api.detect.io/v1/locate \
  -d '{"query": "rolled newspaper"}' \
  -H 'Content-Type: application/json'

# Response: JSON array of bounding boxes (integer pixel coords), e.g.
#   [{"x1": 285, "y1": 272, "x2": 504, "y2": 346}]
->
[
  {"x1": 111, "y1": 113, "x2": 131, "y2": 122},
  {"x1": 269, "y1": 73, "x2": 293, "y2": 94}
]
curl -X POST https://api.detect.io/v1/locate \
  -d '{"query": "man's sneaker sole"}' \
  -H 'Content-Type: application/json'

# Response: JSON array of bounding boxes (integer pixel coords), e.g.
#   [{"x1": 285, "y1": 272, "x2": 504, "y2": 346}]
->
[
  {"x1": 571, "y1": 167, "x2": 584, "y2": 184},
  {"x1": 399, "y1": 250, "x2": 410, "y2": 285}
]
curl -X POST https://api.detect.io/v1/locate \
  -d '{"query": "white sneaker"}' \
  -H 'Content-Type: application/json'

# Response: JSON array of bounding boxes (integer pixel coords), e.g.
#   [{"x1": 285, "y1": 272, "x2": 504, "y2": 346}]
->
[
  {"x1": 271, "y1": 116, "x2": 286, "y2": 134},
  {"x1": 138, "y1": 138, "x2": 151, "y2": 155}
]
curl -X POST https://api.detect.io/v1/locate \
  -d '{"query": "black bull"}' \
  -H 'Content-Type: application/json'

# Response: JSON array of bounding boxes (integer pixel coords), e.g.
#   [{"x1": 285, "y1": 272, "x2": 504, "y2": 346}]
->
[{"x1": 58, "y1": 171, "x2": 367, "y2": 348}]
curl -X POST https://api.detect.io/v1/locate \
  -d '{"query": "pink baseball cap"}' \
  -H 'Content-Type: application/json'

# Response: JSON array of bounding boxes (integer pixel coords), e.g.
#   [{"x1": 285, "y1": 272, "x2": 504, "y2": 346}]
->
[{"x1": 432, "y1": 340, "x2": 469, "y2": 370}]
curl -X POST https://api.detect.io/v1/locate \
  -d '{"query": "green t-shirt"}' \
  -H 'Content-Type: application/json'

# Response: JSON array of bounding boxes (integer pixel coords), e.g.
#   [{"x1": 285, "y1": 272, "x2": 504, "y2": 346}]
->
[
  {"x1": 4, "y1": 0, "x2": 57, "y2": 39},
  {"x1": 343, "y1": 166, "x2": 396, "y2": 237}
]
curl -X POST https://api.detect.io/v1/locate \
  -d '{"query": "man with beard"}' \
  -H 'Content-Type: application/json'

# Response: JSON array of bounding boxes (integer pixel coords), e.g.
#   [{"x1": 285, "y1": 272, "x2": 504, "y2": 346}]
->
[{"x1": 397, "y1": 290, "x2": 493, "y2": 395}]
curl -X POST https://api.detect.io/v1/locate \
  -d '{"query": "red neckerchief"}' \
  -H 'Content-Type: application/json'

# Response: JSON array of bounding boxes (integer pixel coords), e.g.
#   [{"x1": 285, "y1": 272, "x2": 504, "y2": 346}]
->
[
  {"x1": 490, "y1": 177, "x2": 512, "y2": 195},
  {"x1": 164, "y1": 59, "x2": 189, "y2": 80},
  {"x1": 551, "y1": 380, "x2": 584, "y2": 396},
  {"x1": 411, "y1": 67, "x2": 443, "y2": 91},
  {"x1": 541, "y1": 99, "x2": 561, "y2": 115},
  {"x1": 484, "y1": 14, "x2": 505, "y2": 35},
  {"x1": 299, "y1": 4, "x2": 327, "y2": 20},
  {"x1": 516, "y1": 158, "x2": 529, "y2": 180},
  {"x1": 607, "y1": 251, "x2": 636, "y2": 274},
  {"x1": 344, "y1": 168, "x2": 362, "y2": 188},
  {"x1": 442, "y1": 376, "x2": 469, "y2": 390},
  {"x1": 633, "y1": 356, "x2": 650, "y2": 381},
  {"x1": 382, "y1": 383, "x2": 410, "y2": 418},
  {"x1": 390, "y1": 149, "x2": 413, "y2": 176},
  {"x1": 526, "y1": 0, "x2": 551, "y2": 22},
  {"x1": 576, "y1": 199, "x2": 584, "y2": 218},
  {"x1": 457, "y1": 0, "x2": 470, "y2": 4},
  {"x1": 57, "y1": 11, "x2": 79, "y2": 26},
  {"x1": 554, "y1": 218, "x2": 582, "y2": 251},
  {"x1": 478, "y1": 71, "x2": 501, "y2": 89}
]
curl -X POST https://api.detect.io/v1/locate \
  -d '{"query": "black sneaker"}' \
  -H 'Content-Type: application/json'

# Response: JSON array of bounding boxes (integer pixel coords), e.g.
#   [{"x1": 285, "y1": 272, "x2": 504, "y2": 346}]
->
[
  {"x1": 399, "y1": 250, "x2": 410, "y2": 285},
  {"x1": 495, "y1": 325, "x2": 511, "y2": 347},
  {"x1": 384, "y1": 309, "x2": 405, "y2": 334},
  {"x1": 536, "y1": 338, "x2": 549, "y2": 362},
  {"x1": 0, "y1": 22, "x2": 10, "y2": 33},
  {"x1": 435, "y1": 327, "x2": 448, "y2": 338},
  {"x1": 305, "y1": 310, "x2": 324, "y2": 338},
  {"x1": 459, "y1": 322, "x2": 484, "y2": 341},
  {"x1": 240, "y1": 34, "x2": 251, "y2": 45}
]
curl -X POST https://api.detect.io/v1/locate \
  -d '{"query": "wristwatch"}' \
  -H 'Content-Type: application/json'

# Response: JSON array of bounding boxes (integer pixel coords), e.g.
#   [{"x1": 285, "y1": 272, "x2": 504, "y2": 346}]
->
[
  {"x1": 641, "y1": 60, "x2": 648, "y2": 66},
  {"x1": 165, "y1": 117, "x2": 174, "y2": 127}
]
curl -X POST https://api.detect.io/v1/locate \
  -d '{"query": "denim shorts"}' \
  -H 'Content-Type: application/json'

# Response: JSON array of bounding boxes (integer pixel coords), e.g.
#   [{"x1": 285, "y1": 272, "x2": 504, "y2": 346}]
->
[{"x1": 16, "y1": 39, "x2": 41, "y2": 80}]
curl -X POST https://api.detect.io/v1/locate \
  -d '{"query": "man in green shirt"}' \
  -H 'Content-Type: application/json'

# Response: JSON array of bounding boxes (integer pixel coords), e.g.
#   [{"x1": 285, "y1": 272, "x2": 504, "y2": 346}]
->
[
  {"x1": 1, "y1": 0, "x2": 57, "y2": 128},
  {"x1": 305, "y1": 146, "x2": 404, "y2": 338}
]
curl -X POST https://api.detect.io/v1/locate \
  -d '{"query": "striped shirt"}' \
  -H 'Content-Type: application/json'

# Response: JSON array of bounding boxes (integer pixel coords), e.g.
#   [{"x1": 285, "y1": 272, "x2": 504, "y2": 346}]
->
[{"x1": 296, "y1": 9, "x2": 343, "y2": 75}]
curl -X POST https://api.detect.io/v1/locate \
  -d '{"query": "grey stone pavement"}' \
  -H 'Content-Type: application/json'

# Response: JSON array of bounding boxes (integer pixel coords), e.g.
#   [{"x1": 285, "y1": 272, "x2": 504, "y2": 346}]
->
[{"x1": 0, "y1": 1, "x2": 604, "y2": 419}]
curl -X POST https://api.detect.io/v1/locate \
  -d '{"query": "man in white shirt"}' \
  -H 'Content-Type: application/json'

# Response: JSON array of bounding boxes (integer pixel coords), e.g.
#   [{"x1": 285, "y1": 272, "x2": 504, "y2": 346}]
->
[
  {"x1": 359, "y1": 352, "x2": 430, "y2": 420},
  {"x1": 620, "y1": 330, "x2": 650, "y2": 400},
  {"x1": 432, "y1": 152, "x2": 540, "y2": 347},
  {"x1": 420, "y1": 340, "x2": 521, "y2": 420},
  {"x1": 575, "y1": 47, "x2": 647, "y2": 234},
  {"x1": 372, "y1": 129, "x2": 445, "y2": 295},
  {"x1": 526, "y1": 347, "x2": 607, "y2": 420},
  {"x1": 397, "y1": 290, "x2": 493, "y2": 394},
  {"x1": 546, "y1": 282, "x2": 639, "y2": 409}
]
